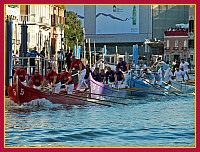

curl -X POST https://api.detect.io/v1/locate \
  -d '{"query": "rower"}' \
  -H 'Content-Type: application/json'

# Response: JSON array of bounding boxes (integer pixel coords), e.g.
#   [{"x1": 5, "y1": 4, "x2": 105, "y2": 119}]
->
[
  {"x1": 92, "y1": 68, "x2": 102, "y2": 82},
  {"x1": 114, "y1": 67, "x2": 125, "y2": 88},
  {"x1": 116, "y1": 58, "x2": 128, "y2": 73},
  {"x1": 152, "y1": 70, "x2": 162, "y2": 86},
  {"x1": 180, "y1": 58, "x2": 190, "y2": 80},
  {"x1": 141, "y1": 68, "x2": 155, "y2": 85},
  {"x1": 105, "y1": 66, "x2": 115, "y2": 87},
  {"x1": 69, "y1": 56, "x2": 89, "y2": 92},
  {"x1": 174, "y1": 67, "x2": 184, "y2": 82},
  {"x1": 59, "y1": 68, "x2": 74, "y2": 94},
  {"x1": 29, "y1": 70, "x2": 43, "y2": 90},
  {"x1": 13, "y1": 65, "x2": 28, "y2": 86},
  {"x1": 42, "y1": 66, "x2": 61, "y2": 93}
]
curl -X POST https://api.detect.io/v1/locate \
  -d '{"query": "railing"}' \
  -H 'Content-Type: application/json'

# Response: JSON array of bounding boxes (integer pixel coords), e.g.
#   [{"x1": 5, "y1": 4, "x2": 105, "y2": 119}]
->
[{"x1": 12, "y1": 56, "x2": 67, "y2": 77}]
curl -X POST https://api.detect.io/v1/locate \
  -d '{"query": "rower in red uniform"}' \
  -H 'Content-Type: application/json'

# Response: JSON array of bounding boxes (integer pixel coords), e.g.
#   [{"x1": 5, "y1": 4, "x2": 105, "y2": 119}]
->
[
  {"x1": 59, "y1": 68, "x2": 74, "y2": 94},
  {"x1": 29, "y1": 70, "x2": 43, "y2": 90},
  {"x1": 69, "y1": 56, "x2": 89, "y2": 91},
  {"x1": 43, "y1": 67, "x2": 61, "y2": 93},
  {"x1": 13, "y1": 65, "x2": 28, "y2": 86}
]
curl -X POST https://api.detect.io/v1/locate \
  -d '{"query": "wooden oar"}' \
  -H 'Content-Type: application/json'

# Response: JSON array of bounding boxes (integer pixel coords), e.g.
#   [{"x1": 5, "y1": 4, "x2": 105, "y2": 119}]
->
[
  {"x1": 59, "y1": 93, "x2": 111, "y2": 107},
  {"x1": 121, "y1": 87, "x2": 175, "y2": 93},
  {"x1": 163, "y1": 81, "x2": 184, "y2": 94},
  {"x1": 61, "y1": 93, "x2": 128, "y2": 105},
  {"x1": 83, "y1": 92, "x2": 135, "y2": 100},
  {"x1": 141, "y1": 79, "x2": 169, "y2": 96},
  {"x1": 120, "y1": 88, "x2": 167, "y2": 96}
]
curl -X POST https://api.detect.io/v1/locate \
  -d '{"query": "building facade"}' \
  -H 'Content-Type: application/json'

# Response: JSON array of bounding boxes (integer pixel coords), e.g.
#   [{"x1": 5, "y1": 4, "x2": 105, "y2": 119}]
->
[
  {"x1": 5, "y1": 4, "x2": 65, "y2": 60},
  {"x1": 164, "y1": 29, "x2": 189, "y2": 62}
]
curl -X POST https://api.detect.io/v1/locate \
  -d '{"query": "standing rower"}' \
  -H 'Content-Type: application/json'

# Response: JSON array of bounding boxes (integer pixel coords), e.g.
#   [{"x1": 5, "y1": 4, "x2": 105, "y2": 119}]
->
[
  {"x1": 59, "y1": 68, "x2": 74, "y2": 94},
  {"x1": 114, "y1": 67, "x2": 125, "y2": 88},
  {"x1": 69, "y1": 56, "x2": 89, "y2": 92}
]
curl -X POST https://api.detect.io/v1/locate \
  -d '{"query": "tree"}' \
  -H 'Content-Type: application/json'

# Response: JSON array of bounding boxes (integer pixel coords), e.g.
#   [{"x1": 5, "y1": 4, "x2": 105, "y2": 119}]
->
[{"x1": 64, "y1": 11, "x2": 84, "y2": 50}]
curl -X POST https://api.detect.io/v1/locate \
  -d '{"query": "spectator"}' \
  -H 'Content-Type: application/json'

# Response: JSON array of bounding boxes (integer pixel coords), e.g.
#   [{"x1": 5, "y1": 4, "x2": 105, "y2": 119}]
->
[{"x1": 27, "y1": 46, "x2": 44, "y2": 75}]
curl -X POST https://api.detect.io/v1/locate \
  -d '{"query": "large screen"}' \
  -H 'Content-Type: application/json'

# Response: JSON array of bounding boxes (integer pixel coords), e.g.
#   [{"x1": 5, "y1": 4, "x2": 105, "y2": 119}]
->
[{"x1": 96, "y1": 5, "x2": 139, "y2": 34}]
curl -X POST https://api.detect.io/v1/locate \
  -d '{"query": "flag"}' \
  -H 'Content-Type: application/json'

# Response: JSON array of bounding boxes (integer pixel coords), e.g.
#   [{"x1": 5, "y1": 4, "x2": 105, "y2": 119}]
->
[
  {"x1": 73, "y1": 45, "x2": 76, "y2": 58},
  {"x1": 77, "y1": 46, "x2": 81, "y2": 59},
  {"x1": 104, "y1": 45, "x2": 107, "y2": 62},
  {"x1": 132, "y1": 44, "x2": 138, "y2": 69},
  {"x1": 104, "y1": 45, "x2": 107, "y2": 55}
]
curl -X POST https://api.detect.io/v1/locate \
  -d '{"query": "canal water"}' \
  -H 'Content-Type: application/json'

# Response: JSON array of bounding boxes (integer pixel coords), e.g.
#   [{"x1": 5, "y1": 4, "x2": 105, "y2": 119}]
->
[{"x1": 5, "y1": 92, "x2": 195, "y2": 147}]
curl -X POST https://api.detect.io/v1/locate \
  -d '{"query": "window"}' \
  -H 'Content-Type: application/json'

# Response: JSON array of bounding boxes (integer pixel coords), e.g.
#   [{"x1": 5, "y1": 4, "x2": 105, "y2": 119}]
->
[
  {"x1": 166, "y1": 40, "x2": 169, "y2": 47},
  {"x1": 189, "y1": 20, "x2": 194, "y2": 33},
  {"x1": 190, "y1": 55, "x2": 193, "y2": 61},
  {"x1": 188, "y1": 40, "x2": 194, "y2": 48},
  {"x1": 175, "y1": 40, "x2": 179, "y2": 47},
  {"x1": 184, "y1": 40, "x2": 187, "y2": 47}
]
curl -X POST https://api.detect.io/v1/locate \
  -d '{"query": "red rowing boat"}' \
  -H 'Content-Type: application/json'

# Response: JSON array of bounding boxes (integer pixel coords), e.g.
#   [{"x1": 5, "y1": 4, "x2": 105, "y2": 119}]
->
[{"x1": 7, "y1": 80, "x2": 87, "y2": 105}]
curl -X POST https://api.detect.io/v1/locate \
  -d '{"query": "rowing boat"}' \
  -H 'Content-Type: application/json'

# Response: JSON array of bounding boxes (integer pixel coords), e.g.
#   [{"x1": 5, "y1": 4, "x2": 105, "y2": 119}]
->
[
  {"x1": 127, "y1": 76, "x2": 170, "y2": 96},
  {"x1": 85, "y1": 75, "x2": 127, "y2": 98},
  {"x1": 7, "y1": 79, "x2": 87, "y2": 106}
]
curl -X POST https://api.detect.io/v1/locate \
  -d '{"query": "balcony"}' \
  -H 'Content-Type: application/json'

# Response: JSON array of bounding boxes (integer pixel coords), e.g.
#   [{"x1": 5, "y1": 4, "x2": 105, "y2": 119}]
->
[
  {"x1": 182, "y1": 47, "x2": 188, "y2": 50},
  {"x1": 164, "y1": 47, "x2": 170, "y2": 50},
  {"x1": 173, "y1": 47, "x2": 179, "y2": 50}
]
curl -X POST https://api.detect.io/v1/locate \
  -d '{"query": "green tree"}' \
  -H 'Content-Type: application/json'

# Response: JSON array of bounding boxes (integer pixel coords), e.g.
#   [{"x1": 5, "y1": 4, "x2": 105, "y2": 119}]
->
[{"x1": 64, "y1": 11, "x2": 84, "y2": 50}]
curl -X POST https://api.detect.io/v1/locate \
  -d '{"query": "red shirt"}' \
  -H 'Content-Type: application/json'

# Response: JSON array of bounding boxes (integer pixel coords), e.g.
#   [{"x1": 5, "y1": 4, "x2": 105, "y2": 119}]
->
[
  {"x1": 45, "y1": 71, "x2": 60, "y2": 84},
  {"x1": 15, "y1": 69, "x2": 27, "y2": 82},
  {"x1": 70, "y1": 59, "x2": 85, "y2": 71},
  {"x1": 59, "y1": 72, "x2": 74, "y2": 84},
  {"x1": 30, "y1": 75, "x2": 43, "y2": 86}
]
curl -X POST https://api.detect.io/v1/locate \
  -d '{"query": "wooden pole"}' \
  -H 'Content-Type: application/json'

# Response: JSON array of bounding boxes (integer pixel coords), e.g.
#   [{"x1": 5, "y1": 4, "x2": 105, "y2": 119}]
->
[
  {"x1": 88, "y1": 38, "x2": 91, "y2": 68},
  {"x1": 102, "y1": 48, "x2": 105, "y2": 69},
  {"x1": 94, "y1": 39, "x2": 96, "y2": 67},
  {"x1": 84, "y1": 41, "x2": 86, "y2": 65},
  {"x1": 76, "y1": 38, "x2": 78, "y2": 59},
  {"x1": 116, "y1": 46, "x2": 118, "y2": 65}
]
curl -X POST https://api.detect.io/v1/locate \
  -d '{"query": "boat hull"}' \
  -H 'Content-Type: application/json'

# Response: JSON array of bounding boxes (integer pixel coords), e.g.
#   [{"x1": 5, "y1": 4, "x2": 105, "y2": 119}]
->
[
  {"x1": 7, "y1": 81, "x2": 86, "y2": 105},
  {"x1": 86, "y1": 76, "x2": 127, "y2": 98}
]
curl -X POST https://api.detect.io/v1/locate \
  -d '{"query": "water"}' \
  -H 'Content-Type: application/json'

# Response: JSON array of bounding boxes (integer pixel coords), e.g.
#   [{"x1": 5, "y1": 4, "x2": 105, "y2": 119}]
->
[{"x1": 5, "y1": 94, "x2": 195, "y2": 147}]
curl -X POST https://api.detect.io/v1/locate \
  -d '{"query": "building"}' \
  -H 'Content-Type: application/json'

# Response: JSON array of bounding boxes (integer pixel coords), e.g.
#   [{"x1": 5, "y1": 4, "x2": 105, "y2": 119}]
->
[
  {"x1": 66, "y1": 5, "x2": 191, "y2": 64},
  {"x1": 164, "y1": 29, "x2": 189, "y2": 62},
  {"x1": 67, "y1": 5, "x2": 152, "y2": 55},
  {"x1": 5, "y1": 4, "x2": 65, "y2": 60},
  {"x1": 152, "y1": 5, "x2": 189, "y2": 40},
  {"x1": 188, "y1": 5, "x2": 195, "y2": 68}
]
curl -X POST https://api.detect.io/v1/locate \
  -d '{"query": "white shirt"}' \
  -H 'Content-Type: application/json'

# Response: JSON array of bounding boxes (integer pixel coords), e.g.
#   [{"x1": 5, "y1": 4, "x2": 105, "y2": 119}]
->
[
  {"x1": 180, "y1": 61, "x2": 189, "y2": 71},
  {"x1": 174, "y1": 70, "x2": 183, "y2": 82}
]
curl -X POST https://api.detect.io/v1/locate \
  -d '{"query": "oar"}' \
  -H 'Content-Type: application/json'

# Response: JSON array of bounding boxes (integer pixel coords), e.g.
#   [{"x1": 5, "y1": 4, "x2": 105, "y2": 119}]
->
[
  {"x1": 59, "y1": 93, "x2": 111, "y2": 107},
  {"x1": 121, "y1": 88, "x2": 167, "y2": 96},
  {"x1": 60, "y1": 92, "x2": 128, "y2": 105},
  {"x1": 141, "y1": 78, "x2": 169, "y2": 96},
  {"x1": 163, "y1": 81, "x2": 184, "y2": 94},
  {"x1": 83, "y1": 92, "x2": 135, "y2": 100}
]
